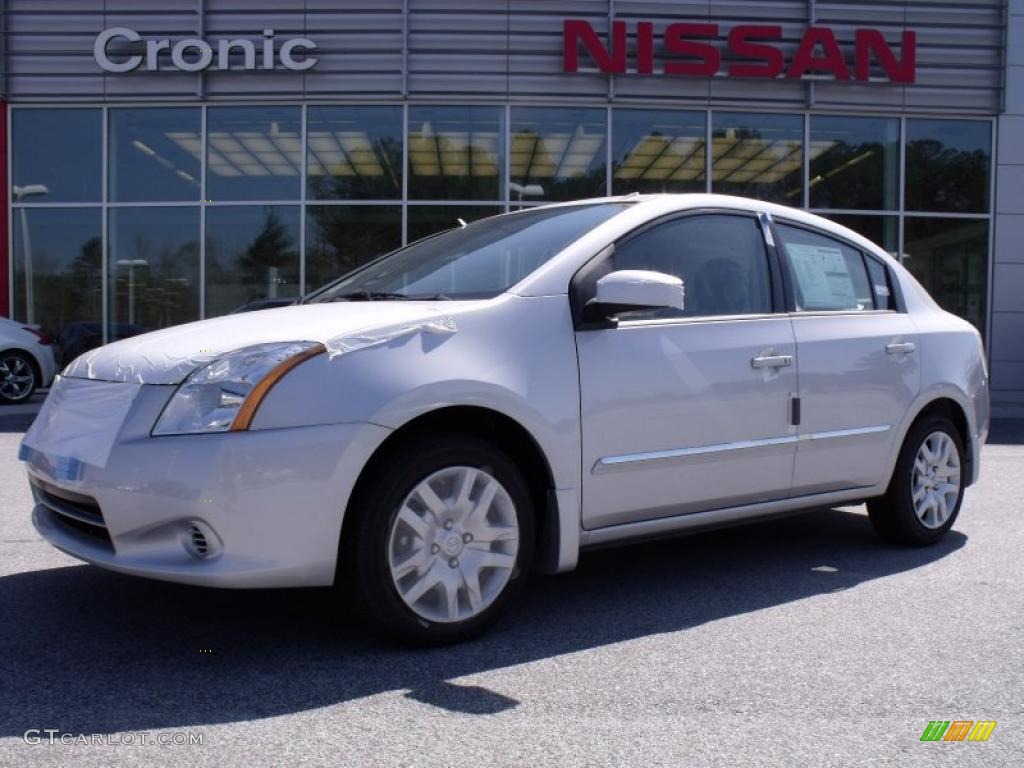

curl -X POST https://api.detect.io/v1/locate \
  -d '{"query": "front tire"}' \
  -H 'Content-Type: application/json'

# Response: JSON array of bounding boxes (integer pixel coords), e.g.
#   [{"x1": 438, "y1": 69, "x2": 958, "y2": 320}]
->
[
  {"x1": 0, "y1": 350, "x2": 38, "y2": 404},
  {"x1": 868, "y1": 413, "x2": 965, "y2": 545},
  {"x1": 345, "y1": 433, "x2": 535, "y2": 645}
]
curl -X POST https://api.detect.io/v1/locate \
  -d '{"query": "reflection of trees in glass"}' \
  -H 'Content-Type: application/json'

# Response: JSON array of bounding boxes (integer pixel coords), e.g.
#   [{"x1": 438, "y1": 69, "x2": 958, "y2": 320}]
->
[
  {"x1": 907, "y1": 140, "x2": 989, "y2": 212},
  {"x1": 810, "y1": 141, "x2": 889, "y2": 209},
  {"x1": 238, "y1": 210, "x2": 296, "y2": 285},
  {"x1": 904, "y1": 220, "x2": 988, "y2": 336},
  {"x1": 307, "y1": 207, "x2": 399, "y2": 291},
  {"x1": 31, "y1": 236, "x2": 103, "y2": 338},
  {"x1": 111, "y1": 231, "x2": 199, "y2": 332},
  {"x1": 307, "y1": 136, "x2": 401, "y2": 200}
]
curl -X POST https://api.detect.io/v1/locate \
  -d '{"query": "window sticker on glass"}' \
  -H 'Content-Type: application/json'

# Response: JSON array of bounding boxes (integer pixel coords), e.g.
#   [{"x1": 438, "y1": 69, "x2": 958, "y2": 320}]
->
[
  {"x1": 875, "y1": 284, "x2": 891, "y2": 297},
  {"x1": 786, "y1": 243, "x2": 858, "y2": 309}
]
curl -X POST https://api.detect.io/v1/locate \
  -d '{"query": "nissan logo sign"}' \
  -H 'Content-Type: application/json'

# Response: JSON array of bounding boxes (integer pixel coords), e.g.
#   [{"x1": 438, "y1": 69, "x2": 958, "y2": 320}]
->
[{"x1": 94, "y1": 27, "x2": 319, "y2": 73}]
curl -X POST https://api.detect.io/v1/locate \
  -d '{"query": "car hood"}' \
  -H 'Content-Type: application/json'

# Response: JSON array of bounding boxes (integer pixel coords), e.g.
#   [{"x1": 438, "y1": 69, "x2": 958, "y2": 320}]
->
[{"x1": 62, "y1": 302, "x2": 463, "y2": 385}]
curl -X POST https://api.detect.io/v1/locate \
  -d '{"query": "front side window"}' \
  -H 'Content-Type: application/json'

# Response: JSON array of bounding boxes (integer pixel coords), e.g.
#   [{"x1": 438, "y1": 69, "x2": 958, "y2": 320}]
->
[
  {"x1": 610, "y1": 214, "x2": 773, "y2": 319},
  {"x1": 776, "y1": 223, "x2": 874, "y2": 312},
  {"x1": 310, "y1": 203, "x2": 629, "y2": 302}
]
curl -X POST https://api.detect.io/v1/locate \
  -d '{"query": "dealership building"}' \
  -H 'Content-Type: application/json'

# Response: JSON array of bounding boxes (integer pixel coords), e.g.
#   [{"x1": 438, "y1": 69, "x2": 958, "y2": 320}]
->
[{"x1": 1, "y1": 1, "x2": 1022, "y2": 414}]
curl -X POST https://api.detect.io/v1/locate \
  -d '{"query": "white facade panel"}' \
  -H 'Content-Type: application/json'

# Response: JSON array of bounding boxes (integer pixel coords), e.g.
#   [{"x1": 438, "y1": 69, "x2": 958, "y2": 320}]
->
[{"x1": 995, "y1": 214, "x2": 1024, "y2": 263}]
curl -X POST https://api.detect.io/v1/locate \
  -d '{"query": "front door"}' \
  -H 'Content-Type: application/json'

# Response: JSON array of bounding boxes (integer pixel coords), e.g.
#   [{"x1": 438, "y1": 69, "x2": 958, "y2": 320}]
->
[{"x1": 576, "y1": 211, "x2": 798, "y2": 530}]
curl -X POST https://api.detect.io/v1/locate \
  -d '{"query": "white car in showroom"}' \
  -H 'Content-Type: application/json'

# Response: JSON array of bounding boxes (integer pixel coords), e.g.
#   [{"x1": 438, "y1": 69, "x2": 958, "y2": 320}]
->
[
  {"x1": 1, "y1": 315, "x2": 57, "y2": 404},
  {"x1": 23, "y1": 195, "x2": 989, "y2": 644}
]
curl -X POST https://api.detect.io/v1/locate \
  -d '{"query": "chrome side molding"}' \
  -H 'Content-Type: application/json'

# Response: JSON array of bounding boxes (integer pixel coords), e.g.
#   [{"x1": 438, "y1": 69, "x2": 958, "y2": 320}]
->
[{"x1": 593, "y1": 424, "x2": 891, "y2": 474}]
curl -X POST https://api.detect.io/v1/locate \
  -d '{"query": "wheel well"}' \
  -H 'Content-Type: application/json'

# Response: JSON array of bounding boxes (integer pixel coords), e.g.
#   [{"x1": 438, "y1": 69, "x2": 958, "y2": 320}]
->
[
  {"x1": 342, "y1": 406, "x2": 558, "y2": 570},
  {"x1": 911, "y1": 397, "x2": 973, "y2": 486}
]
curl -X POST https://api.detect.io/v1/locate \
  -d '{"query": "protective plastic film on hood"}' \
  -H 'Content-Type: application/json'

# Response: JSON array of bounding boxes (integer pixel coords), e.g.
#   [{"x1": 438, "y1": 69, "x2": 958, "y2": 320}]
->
[
  {"x1": 20, "y1": 375, "x2": 142, "y2": 476},
  {"x1": 320, "y1": 312, "x2": 458, "y2": 359},
  {"x1": 60, "y1": 305, "x2": 458, "y2": 385},
  {"x1": 62, "y1": 345, "x2": 222, "y2": 386}
]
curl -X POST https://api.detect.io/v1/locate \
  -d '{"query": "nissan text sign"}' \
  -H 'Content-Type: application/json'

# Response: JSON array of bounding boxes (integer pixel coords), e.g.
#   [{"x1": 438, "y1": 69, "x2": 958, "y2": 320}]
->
[
  {"x1": 563, "y1": 20, "x2": 916, "y2": 83},
  {"x1": 94, "y1": 27, "x2": 318, "y2": 73}
]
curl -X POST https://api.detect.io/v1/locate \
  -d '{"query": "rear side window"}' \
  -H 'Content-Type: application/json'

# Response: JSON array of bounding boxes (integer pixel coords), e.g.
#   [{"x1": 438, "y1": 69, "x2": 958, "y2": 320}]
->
[
  {"x1": 611, "y1": 214, "x2": 772, "y2": 319},
  {"x1": 776, "y1": 223, "x2": 874, "y2": 312}
]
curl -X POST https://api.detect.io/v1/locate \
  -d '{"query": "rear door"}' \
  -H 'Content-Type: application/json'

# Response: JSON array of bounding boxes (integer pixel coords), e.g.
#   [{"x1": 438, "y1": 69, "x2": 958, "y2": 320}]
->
[
  {"x1": 773, "y1": 220, "x2": 920, "y2": 495},
  {"x1": 576, "y1": 211, "x2": 799, "y2": 529}
]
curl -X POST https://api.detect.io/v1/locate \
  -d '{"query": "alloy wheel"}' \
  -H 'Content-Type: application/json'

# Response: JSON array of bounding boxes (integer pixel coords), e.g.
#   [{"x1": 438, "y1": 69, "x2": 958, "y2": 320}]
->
[{"x1": 0, "y1": 354, "x2": 35, "y2": 402}]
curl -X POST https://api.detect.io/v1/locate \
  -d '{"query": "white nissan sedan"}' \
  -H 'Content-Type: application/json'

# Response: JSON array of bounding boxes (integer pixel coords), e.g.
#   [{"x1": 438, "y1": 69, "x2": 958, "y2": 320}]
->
[{"x1": 23, "y1": 195, "x2": 989, "y2": 644}]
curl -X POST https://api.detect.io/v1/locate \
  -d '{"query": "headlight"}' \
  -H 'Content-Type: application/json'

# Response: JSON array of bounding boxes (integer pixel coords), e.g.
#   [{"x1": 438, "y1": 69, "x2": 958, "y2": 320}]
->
[{"x1": 152, "y1": 341, "x2": 325, "y2": 436}]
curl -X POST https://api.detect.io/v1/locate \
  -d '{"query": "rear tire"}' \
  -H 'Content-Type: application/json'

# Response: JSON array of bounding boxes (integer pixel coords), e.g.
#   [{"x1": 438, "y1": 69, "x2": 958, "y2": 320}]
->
[
  {"x1": 343, "y1": 432, "x2": 535, "y2": 646},
  {"x1": 868, "y1": 413, "x2": 965, "y2": 545},
  {"x1": 0, "y1": 350, "x2": 38, "y2": 405}
]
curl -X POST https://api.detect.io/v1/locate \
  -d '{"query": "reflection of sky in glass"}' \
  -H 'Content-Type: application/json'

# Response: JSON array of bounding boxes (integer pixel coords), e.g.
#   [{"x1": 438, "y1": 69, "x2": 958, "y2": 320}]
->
[
  {"x1": 907, "y1": 119, "x2": 990, "y2": 154},
  {"x1": 13, "y1": 110, "x2": 101, "y2": 202},
  {"x1": 109, "y1": 108, "x2": 201, "y2": 202}
]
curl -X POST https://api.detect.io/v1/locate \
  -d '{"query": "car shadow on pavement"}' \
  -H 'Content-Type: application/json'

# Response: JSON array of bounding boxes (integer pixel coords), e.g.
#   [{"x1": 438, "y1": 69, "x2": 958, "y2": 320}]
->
[{"x1": 0, "y1": 507, "x2": 965, "y2": 735}]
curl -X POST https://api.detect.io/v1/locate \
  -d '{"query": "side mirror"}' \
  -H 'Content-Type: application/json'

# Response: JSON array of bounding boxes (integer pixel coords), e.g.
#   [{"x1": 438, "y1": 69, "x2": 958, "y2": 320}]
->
[{"x1": 585, "y1": 270, "x2": 685, "y2": 321}]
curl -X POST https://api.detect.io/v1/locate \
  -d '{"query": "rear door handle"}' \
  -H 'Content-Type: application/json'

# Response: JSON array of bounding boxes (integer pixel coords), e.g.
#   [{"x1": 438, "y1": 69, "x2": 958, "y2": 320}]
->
[
  {"x1": 886, "y1": 342, "x2": 916, "y2": 355},
  {"x1": 751, "y1": 354, "x2": 793, "y2": 369}
]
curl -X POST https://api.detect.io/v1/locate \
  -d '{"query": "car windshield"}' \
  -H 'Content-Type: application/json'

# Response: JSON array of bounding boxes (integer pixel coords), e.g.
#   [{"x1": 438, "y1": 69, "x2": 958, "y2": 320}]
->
[{"x1": 308, "y1": 203, "x2": 630, "y2": 302}]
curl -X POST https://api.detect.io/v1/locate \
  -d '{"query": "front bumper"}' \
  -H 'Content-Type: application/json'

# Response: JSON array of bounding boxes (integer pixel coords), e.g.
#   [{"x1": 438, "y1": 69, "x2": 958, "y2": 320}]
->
[{"x1": 25, "y1": 382, "x2": 389, "y2": 588}]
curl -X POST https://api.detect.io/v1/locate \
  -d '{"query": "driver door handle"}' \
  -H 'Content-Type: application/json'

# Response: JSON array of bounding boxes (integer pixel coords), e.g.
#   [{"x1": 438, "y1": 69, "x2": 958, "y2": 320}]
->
[
  {"x1": 751, "y1": 354, "x2": 793, "y2": 369},
  {"x1": 886, "y1": 342, "x2": 916, "y2": 355}
]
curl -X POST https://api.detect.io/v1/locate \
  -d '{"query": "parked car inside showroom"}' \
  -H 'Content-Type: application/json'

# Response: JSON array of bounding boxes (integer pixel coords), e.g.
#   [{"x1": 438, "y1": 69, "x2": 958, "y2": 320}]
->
[
  {"x1": 0, "y1": 316, "x2": 57, "y2": 404},
  {"x1": 21, "y1": 194, "x2": 989, "y2": 644}
]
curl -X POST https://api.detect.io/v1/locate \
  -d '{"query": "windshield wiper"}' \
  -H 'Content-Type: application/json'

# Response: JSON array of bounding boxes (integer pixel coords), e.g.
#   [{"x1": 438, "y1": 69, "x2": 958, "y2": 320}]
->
[{"x1": 323, "y1": 291, "x2": 413, "y2": 302}]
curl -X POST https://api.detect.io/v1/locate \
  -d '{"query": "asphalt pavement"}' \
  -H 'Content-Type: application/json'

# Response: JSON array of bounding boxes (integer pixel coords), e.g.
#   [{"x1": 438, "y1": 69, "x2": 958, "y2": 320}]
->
[{"x1": 0, "y1": 411, "x2": 1021, "y2": 767}]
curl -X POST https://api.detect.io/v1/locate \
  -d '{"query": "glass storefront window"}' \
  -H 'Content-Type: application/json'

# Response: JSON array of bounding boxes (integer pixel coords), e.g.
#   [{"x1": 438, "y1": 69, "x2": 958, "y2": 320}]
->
[
  {"x1": 12, "y1": 109, "x2": 101, "y2": 203},
  {"x1": 408, "y1": 106, "x2": 503, "y2": 201},
  {"x1": 611, "y1": 109, "x2": 705, "y2": 194},
  {"x1": 407, "y1": 205, "x2": 504, "y2": 243},
  {"x1": 109, "y1": 108, "x2": 202, "y2": 202},
  {"x1": 206, "y1": 107, "x2": 302, "y2": 202},
  {"x1": 108, "y1": 208, "x2": 200, "y2": 339},
  {"x1": 510, "y1": 107, "x2": 607, "y2": 202},
  {"x1": 4, "y1": 104, "x2": 999, "y2": 360},
  {"x1": 12, "y1": 208, "x2": 102, "y2": 366},
  {"x1": 821, "y1": 214, "x2": 899, "y2": 256},
  {"x1": 903, "y1": 218, "x2": 989, "y2": 335},
  {"x1": 205, "y1": 206, "x2": 301, "y2": 316},
  {"x1": 711, "y1": 112, "x2": 802, "y2": 204},
  {"x1": 306, "y1": 206, "x2": 402, "y2": 292},
  {"x1": 810, "y1": 116, "x2": 899, "y2": 210},
  {"x1": 905, "y1": 119, "x2": 991, "y2": 213},
  {"x1": 307, "y1": 106, "x2": 403, "y2": 201}
]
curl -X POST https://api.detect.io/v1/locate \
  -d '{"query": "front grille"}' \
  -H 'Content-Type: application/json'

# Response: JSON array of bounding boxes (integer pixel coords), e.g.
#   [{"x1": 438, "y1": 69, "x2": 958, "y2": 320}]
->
[{"x1": 31, "y1": 478, "x2": 113, "y2": 550}]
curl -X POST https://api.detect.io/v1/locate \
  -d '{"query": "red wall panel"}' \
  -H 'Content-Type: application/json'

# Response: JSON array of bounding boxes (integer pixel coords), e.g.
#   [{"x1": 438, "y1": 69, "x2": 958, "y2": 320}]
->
[{"x1": 0, "y1": 99, "x2": 8, "y2": 318}]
